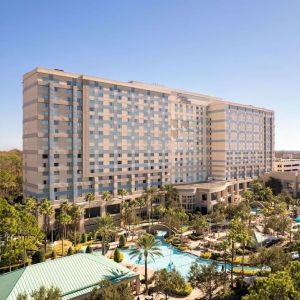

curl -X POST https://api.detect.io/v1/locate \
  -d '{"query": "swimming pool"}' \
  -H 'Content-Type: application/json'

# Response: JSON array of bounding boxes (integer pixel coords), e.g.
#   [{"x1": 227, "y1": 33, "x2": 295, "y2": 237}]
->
[{"x1": 121, "y1": 231, "x2": 255, "y2": 278}]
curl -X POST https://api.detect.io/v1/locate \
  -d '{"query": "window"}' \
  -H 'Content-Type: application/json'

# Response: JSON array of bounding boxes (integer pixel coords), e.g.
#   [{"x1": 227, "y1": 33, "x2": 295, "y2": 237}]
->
[{"x1": 42, "y1": 154, "x2": 48, "y2": 159}]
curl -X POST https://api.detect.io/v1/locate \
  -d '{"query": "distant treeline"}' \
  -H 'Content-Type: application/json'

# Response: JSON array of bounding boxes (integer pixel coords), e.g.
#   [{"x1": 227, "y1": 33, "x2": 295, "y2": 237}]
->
[
  {"x1": 275, "y1": 150, "x2": 300, "y2": 159},
  {"x1": 0, "y1": 149, "x2": 22, "y2": 202}
]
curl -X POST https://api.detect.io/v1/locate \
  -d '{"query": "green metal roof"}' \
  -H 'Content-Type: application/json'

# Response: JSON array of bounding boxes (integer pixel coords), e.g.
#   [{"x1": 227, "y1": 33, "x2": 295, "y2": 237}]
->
[{"x1": 0, "y1": 253, "x2": 138, "y2": 300}]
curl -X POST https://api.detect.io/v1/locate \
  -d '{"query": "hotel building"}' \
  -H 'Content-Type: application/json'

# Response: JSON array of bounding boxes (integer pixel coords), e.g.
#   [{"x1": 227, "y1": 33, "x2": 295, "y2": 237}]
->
[{"x1": 23, "y1": 68, "x2": 274, "y2": 221}]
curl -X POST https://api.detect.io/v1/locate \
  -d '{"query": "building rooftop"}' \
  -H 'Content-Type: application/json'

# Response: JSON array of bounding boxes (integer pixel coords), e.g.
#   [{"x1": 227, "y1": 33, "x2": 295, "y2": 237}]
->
[
  {"x1": 175, "y1": 180, "x2": 230, "y2": 191},
  {"x1": 23, "y1": 67, "x2": 273, "y2": 113},
  {"x1": 0, "y1": 253, "x2": 138, "y2": 300}
]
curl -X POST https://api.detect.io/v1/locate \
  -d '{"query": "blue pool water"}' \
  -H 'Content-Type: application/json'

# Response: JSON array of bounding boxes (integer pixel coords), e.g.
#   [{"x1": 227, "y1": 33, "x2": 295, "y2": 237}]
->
[
  {"x1": 121, "y1": 231, "x2": 255, "y2": 278},
  {"x1": 295, "y1": 216, "x2": 300, "y2": 223}
]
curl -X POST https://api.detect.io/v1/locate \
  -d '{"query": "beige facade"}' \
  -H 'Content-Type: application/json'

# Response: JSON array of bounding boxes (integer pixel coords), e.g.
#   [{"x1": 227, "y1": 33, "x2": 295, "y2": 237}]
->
[
  {"x1": 262, "y1": 171, "x2": 300, "y2": 198},
  {"x1": 23, "y1": 67, "x2": 274, "y2": 218},
  {"x1": 175, "y1": 178, "x2": 252, "y2": 213},
  {"x1": 274, "y1": 159, "x2": 300, "y2": 172}
]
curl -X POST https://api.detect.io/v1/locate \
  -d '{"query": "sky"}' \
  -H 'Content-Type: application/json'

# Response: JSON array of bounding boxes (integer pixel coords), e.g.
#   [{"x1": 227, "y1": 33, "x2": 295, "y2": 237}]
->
[{"x1": 0, "y1": 0, "x2": 299, "y2": 150}]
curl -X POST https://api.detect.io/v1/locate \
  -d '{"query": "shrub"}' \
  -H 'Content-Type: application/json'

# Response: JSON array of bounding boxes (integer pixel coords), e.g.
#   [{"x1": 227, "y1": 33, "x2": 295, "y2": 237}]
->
[
  {"x1": 81, "y1": 233, "x2": 87, "y2": 243},
  {"x1": 211, "y1": 252, "x2": 221, "y2": 260},
  {"x1": 178, "y1": 244, "x2": 189, "y2": 251},
  {"x1": 119, "y1": 234, "x2": 126, "y2": 248},
  {"x1": 114, "y1": 248, "x2": 124, "y2": 263},
  {"x1": 166, "y1": 235, "x2": 175, "y2": 243},
  {"x1": 171, "y1": 239, "x2": 181, "y2": 246},
  {"x1": 86, "y1": 245, "x2": 93, "y2": 253},
  {"x1": 189, "y1": 234, "x2": 202, "y2": 241},
  {"x1": 175, "y1": 282, "x2": 193, "y2": 296},
  {"x1": 32, "y1": 250, "x2": 45, "y2": 264},
  {"x1": 200, "y1": 251, "x2": 212, "y2": 259},
  {"x1": 232, "y1": 268, "x2": 259, "y2": 276},
  {"x1": 67, "y1": 247, "x2": 74, "y2": 256},
  {"x1": 51, "y1": 250, "x2": 57, "y2": 260},
  {"x1": 87, "y1": 232, "x2": 93, "y2": 241}
]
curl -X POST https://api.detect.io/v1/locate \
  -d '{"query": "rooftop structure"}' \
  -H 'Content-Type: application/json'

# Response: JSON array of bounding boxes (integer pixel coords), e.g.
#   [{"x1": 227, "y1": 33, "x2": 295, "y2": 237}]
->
[{"x1": 0, "y1": 253, "x2": 139, "y2": 300}]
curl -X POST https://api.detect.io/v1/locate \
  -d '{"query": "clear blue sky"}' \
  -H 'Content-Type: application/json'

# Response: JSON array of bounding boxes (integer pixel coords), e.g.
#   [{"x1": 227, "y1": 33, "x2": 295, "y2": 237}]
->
[{"x1": 0, "y1": 0, "x2": 299, "y2": 150}]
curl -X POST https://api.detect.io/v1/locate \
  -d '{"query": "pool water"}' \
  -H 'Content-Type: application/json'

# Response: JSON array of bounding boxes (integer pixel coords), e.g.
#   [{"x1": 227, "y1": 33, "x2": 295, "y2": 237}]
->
[{"x1": 121, "y1": 231, "x2": 255, "y2": 278}]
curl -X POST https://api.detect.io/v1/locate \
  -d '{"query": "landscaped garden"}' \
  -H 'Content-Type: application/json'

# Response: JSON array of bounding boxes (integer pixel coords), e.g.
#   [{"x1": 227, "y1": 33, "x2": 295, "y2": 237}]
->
[{"x1": 2, "y1": 179, "x2": 300, "y2": 299}]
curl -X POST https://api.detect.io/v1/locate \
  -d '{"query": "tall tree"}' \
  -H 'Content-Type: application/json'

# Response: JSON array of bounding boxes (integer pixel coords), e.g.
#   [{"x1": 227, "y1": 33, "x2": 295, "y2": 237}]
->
[
  {"x1": 85, "y1": 192, "x2": 95, "y2": 219},
  {"x1": 69, "y1": 204, "x2": 82, "y2": 247},
  {"x1": 118, "y1": 189, "x2": 128, "y2": 226},
  {"x1": 0, "y1": 197, "x2": 21, "y2": 271},
  {"x1": 228, "y1": 217, "x2": 242, "y2": 286},
  {"x1": 242, "y1": 267, "x2": 300, "y2": 300},
  {"x1": 90, "y1": 280, "x2": 134, "y2": 300},
  {"x1": 97, "y1": 214, "x2": 115, "y2": 255},
  {"x1": 102, "y1": 191, "x2": 112, "y2": 216},
  {"x1": 219, "y1": 239, "x2": 230, "y2": 273},
  {"x1": 136, "y1": 197, "x2": 146, "y2": 220},
  {"x1": 31, "y1": 286, "x2": 62, "y2": 300},
  {"x1": 59, "y1": 212, "x2": 72, "y2": 256},
  {"x1": 249, "y1": 246, "x2": 291, "y2": 273},
  {"x1": 129, "y1": 233, "x2": 163, "y2": 292},
  {"x1": 24, "y1": 196, "x2": 37, "y2": 215},
  {"x1": 162, "y1": 184, "x2": 178, "y2": 207},
  {"x1": 39, "y1": 198, "x2": 54, "y2": 252},
  {"x1": 118, "y1": 188, "x2": 128, "y2": 205},
  {"x1": 144, "y1": 187, "x2": 158, "y2": 227},
  {"x1": 152, "y1": 268, "x2": 189, "y2": 300},
  {"x1": 18, "y1": 211, "x2": 44, "y2": 266},
  {"x1": 190, "y1": 214, "x2": 208, "y2": 236},
  {"x1": 188, "y1": 262, "x2": 221, "y2": 300}
]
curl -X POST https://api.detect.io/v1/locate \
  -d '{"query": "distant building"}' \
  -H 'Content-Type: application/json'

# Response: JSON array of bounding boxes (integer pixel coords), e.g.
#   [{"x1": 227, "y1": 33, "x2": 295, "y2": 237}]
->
[
  {"x1": 23, "y1": 67, "x2": 274, "y2": 220},
  {"x1": 0, "y1": 253, "x2": 139, "y2": 300},
  {"x1": 274, "y1": 159, "x2": 300, "y2": 172},
  {"x1": 262, "y1": 171, "x2": 300, "y2": 198}
]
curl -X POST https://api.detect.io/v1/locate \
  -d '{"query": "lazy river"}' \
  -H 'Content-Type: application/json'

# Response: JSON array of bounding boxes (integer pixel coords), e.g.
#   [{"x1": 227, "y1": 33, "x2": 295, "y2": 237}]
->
[{"x1": 121, "y1": 231, "x2": 257, "y2": 278}]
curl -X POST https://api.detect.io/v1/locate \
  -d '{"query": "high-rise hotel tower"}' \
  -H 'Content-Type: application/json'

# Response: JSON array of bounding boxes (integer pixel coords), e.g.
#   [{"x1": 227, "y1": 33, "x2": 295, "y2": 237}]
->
[{"x1": 23, "y1": 68, "x2": 274, "y2": 216}]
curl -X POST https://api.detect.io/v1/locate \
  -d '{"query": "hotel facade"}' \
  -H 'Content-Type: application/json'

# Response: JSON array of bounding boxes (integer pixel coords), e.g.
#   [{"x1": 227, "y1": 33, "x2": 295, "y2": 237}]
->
[{"x1": 23, "y1": 68, "x2": 274, "y2": 219}]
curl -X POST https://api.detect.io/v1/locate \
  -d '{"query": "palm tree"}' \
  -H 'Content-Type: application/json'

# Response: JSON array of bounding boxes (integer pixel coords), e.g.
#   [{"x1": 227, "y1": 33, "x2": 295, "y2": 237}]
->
[
  {"x1": 85, "y1": 192, "x2": 95, "y2": 219},
  {"x1": 162, "y1": 184, "x2": 177, "y2": 207},
  {"x1": 239, "y1": 223, "x2": 251, "y2": 278},
  {"x1": 130, "y1": 233, "x2": 163, "y2": 292},
  {"x1": 228, "y1": 217, "x2": 242, "y2": 286},
  {"x1": 59, "y1": 212, "x2": 72, "y2": 256},
  {"x1": 102, "y1": 191, "x2": 112, "y2": 216},
  {"x1": 69, "y1": 204, "x2": 82, "y2": 247},
  {"x1": 97, "y1": 214, "x2": 115, "y2": 255},
  {"x1": 136, "y1": 197, "x2": 146, "y2": 220},
  {"x1": 144, "y1": 187, "x2": 158, "y2": 227},
  {"x1": 24, "y1": 196, "x2": 37, "y2": 215},
  {"x1": 219, "y1": 239, "x2": 230, "y2": 273},
  {"x1": 128, "y1": 199, "x2": 138, "y2": 240},
  {"x1": 118, "y1": 189, "x2": 128, "y2": 226},
  {"x1": 60, "y1": 200, "x2": 70, "y2": 213},
  {"x1": 118, "y1": 188, "x2": 128, "y2": 205},
  {"x1": 190, "y1": 214, "x2": 208, "y2": 236},
  {"x1": 177, "y1": 207, "x2": 188, "y2": 236},
  {"x1": 39, "y1": 198, "x2": 54, "y2": 252}
]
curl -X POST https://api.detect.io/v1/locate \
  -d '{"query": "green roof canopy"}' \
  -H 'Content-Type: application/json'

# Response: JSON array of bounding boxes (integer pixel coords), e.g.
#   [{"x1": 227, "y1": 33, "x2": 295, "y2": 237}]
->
[{"x1": 0, "y1": 253, "x2": 138, "y2": 300}]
